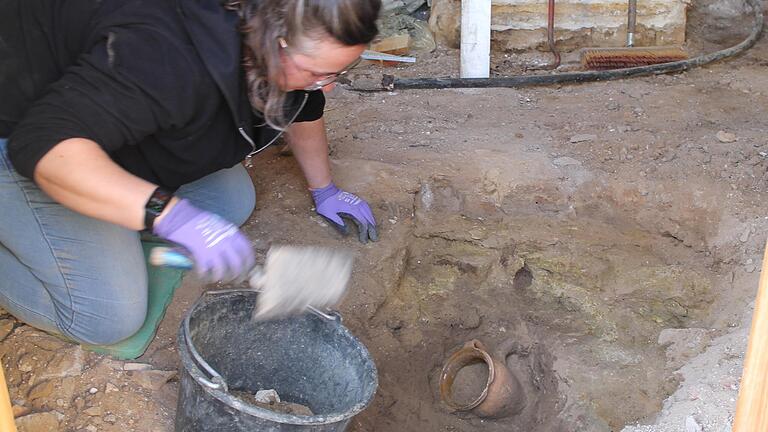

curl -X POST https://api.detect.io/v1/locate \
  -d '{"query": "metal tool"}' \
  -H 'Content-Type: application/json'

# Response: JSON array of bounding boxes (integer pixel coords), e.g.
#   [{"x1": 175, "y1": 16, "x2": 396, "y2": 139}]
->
[{"x1": 150, "y1": 245, "x2": 354, "y2": 321}]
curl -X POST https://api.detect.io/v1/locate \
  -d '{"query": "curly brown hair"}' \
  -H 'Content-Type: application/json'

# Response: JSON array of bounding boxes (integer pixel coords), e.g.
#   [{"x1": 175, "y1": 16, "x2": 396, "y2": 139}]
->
[{"x1": 225, "y1": 0, "x2": 381, "y2": 130}]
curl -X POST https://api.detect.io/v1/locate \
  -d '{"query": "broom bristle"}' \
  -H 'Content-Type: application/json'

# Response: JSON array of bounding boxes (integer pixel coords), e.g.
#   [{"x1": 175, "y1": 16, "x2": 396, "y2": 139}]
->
[{"x1": 580, "y1": 46, "x2": 688, "y2": 70}]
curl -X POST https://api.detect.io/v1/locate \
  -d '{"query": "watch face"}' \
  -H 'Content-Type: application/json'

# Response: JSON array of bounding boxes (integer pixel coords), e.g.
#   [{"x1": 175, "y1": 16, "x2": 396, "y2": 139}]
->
[{"x1": 147, "y1": 189, "x2": 172, "y2": 214}]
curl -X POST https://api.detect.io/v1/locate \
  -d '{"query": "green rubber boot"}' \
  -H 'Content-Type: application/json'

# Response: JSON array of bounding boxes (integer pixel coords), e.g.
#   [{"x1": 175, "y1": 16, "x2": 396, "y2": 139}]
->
[{"x1": 83, "y1": 241, "x2": 185, "y2": 360}]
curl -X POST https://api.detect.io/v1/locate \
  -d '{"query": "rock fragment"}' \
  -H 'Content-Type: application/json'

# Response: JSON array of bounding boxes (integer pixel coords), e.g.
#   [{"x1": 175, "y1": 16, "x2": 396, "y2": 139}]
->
[
  {"x1": 130, "y1": 370, "x2": 177, "y2": 391},
  {"x1": 716, "y1": 131, "x2": 737, "y2": 143},
  {"x1": 123, "y1": 362, "x2": 153, "y2": 371},
  {"x1": 12, "y1": 404, "x2": 31, "y2": 418},
  {"x1": 27, "y1": 380, "x2": 56, "y2": 405},
  {"x1": 0, "y1": 319, "x2": 15, "y2": 341},
  {"x1": 685, "y1": 415, "x2": 702, "y2": 432},
  {"x1": 84, "y1": 406, "x2": 103, "y2": 416},
  {"x1": 569, "y1": 134, "x2": 597, "y2": 143},
  {"x1": 553, "y1": 156, "x2": 582, "y2": 167},
  {"x1": 15, "y1": 412, "x2": 62, "y2": 432}
]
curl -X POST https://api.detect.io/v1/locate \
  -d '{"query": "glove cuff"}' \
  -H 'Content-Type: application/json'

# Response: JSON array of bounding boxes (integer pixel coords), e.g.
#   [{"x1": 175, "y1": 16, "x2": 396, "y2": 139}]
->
[{"x1": 311, "y1": 182, "x2": 340, "y2": 204}]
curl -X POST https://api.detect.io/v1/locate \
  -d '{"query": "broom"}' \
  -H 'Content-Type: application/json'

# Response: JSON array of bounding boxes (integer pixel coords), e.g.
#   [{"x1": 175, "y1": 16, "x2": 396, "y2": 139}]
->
[{"x1": 581, "y1": 0, "x2": 687, "y2": 70}]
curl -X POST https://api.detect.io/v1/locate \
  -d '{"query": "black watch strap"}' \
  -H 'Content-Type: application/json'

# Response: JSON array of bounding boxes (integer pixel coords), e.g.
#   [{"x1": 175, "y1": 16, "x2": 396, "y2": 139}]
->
[{"x1": 144, "y1": 187, "x2": 173, "y2": 231}]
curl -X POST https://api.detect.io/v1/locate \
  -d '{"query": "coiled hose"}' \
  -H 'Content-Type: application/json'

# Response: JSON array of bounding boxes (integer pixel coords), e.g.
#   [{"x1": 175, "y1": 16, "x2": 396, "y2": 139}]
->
[{"x1": 367, "y1": 0, "x2": 763, "y2": 91}]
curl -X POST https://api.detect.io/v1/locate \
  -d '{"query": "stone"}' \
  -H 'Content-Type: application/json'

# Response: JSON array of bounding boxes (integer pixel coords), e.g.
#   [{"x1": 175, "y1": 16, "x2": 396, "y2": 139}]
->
[
  {"x1": 130, "y1": 370, "x2": 177, "y2": 391},
  {"x1": 716, "y1": 131, "x2": 737, "y2": 143},
  {"x1": 12, "y1": 404, "x2": 31, "y2": 418},
  {"x1": 85, "y1": 425, "x2": 98, "y2": 432},
  {"x1": 104, "y1": 414, "x2": 117, "y2": 423},
  {"x1": 28, "y1": 334, "x2": 68, "y2": 351},
  {"x1": 74, "y1": 397, "x2": 85, "y2": 411},
  {"x1": 254, "y1": 389, "x2": 281, "y2": 404},
  {"x1": 123, "y1": 362, "x2": 153, "y2": 371},
  {"x1": 17, "y1": 353, "x2": 35, "y2": 372},
  {"x1": 658, "y1": 328, "x2": 712, "y2": 370},
  {"x1": 88, "y1": 387, "x2": 98, "y2": 394},
  {"x1": 15, "y1": 412, "x2": 62, "y2": 432},
  {"x1": 42, "y1": 348, "x2": 84, "y2": 379},
  {"x1": 740, "y1": 227, "x2": 751, "y2": 242},
  {"x1": 105, "y1": 382, "x2": 120, "y2": 393},
  {"x1": 27, "y1": 380, "x2": 56, "y2": 404},
  {"x1": 0, "y1": 319, "x2": 15, "y2": 341},
  {"x1": 84, "y1": 406, "x2": 103, "y2": 416},
  {"x1": 370, "y1": 34, "x2": 411, "y2": 55},
  {"x1": 569, "y1": 134, "x2": 597, "y2": 144},
  {"x1": 553, "y1": 156, "x2": 582, "y2": 167},
  {"x1": 100, "y1": 358, "x2": 124, "y2": 370},
  {"x1": 685, "y1": 415, "x2": 703, "y2": 432},
  {"x1": 386, "y1": 319, "x2": 404, "y2": 331},
  {"x1": 57, "y1": 377, "x2": 77, "y2": 402}
]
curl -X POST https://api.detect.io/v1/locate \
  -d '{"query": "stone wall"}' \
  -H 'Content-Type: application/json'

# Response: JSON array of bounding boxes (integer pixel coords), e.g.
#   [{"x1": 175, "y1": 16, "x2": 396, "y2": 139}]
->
[{"x1": 429, "y1": 0, "x2": 689, "y2": 51}]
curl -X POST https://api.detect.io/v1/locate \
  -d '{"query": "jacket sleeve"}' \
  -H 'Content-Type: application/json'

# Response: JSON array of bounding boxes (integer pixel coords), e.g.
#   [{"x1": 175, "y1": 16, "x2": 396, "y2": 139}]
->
[{"x1": 8, "y1": 26, "x2": 202, "y2": 179}]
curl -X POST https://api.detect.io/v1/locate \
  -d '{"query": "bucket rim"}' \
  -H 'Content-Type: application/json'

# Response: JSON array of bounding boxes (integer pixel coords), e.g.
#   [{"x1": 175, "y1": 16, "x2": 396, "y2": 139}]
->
[{"x1": 177, "y1": 289, "x2": 379, "y2": 425}]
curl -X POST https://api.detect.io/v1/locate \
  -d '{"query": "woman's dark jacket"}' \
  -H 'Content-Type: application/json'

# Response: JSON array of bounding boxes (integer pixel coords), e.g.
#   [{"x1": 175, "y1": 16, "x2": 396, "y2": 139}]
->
[{"x1": 0, "y1": 0, "x2": 324, "y2": 188}]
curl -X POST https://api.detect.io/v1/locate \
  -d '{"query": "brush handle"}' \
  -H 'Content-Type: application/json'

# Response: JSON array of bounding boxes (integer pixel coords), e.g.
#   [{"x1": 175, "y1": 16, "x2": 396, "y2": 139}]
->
[
  {"x1": 627, "y1": 0, "x2": 637, "y2": 46},
  {"x1": 149, "y1": 246, "x2": 195, "y2": 270}
]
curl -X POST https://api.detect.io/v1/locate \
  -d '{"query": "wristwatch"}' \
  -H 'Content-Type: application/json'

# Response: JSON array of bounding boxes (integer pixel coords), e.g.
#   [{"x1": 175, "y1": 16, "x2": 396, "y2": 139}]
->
[{"x1": 144, "y1": 187, "x2": 173, "y2": 230}]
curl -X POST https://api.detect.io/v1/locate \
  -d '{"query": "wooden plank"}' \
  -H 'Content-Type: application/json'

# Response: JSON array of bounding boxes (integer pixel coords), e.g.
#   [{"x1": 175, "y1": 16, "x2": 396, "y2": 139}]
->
[
  {"x1": 0, "y1": 363, "x2": 17, "y2": 432},
  {"x1": 734, "y1": 239, "x2": 768, "y2": 432},
  {"x1": 371, "y1": 34, "x2": 411, "y2": 56}
]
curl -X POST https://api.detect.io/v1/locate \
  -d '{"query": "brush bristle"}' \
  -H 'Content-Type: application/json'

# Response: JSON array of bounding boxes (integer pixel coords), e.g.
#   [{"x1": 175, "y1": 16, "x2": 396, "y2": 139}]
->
[{"x1": 580, "y1": 46, "x2": 688, "y2": 70}]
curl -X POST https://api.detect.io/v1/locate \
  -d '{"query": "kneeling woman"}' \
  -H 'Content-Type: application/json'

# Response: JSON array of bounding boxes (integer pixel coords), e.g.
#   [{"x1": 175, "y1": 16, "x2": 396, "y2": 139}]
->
[{"x1": 0, "y1": 0, "x2": 380, "y2": 345}]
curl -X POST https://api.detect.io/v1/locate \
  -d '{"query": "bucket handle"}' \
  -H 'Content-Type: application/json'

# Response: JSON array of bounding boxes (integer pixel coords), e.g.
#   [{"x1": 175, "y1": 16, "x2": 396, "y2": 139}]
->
[
  {"x1": 183, "y1": 291, "x2": 231, "y2": 392},
  {"x1": 306, "y1": 305, "x2": 343, "y2": 322}
]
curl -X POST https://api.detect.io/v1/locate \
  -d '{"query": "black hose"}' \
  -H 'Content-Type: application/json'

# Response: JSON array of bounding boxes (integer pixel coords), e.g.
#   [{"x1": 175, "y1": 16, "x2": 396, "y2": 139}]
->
[{"x1": 369, "y1": 0, "x2": 763, "y2": 91}]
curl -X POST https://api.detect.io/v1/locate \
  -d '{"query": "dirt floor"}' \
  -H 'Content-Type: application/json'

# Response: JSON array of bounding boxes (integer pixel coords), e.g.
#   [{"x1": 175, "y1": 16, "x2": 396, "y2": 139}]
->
[{"x1": 3, "y1": 6, "x2": 768, "y2": 432}]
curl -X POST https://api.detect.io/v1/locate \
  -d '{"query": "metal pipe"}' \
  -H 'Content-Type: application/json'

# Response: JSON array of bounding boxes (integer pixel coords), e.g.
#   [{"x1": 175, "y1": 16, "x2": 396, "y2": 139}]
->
[
  {"x1": 627, "y1": 0, "x2": 638, "y2": 47},
  {"x1": 546, "y1": 0, "x2": 561, "y2": 68}
]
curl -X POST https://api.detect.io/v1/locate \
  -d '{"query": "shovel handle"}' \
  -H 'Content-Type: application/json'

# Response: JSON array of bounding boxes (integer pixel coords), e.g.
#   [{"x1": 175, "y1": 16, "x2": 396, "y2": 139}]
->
[{"x1": 734, "y1": 239, "x2": 768, "y2": 431}]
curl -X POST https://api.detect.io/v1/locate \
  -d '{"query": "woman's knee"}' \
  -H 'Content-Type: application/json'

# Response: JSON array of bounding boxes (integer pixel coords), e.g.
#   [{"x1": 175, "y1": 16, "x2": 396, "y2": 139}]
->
[
  {"x1": 60, "y1": 297, "x2": 147, "y2": 345},
  {"x1": 56, "y1": 262, "x2": 149, "y2": 346}
]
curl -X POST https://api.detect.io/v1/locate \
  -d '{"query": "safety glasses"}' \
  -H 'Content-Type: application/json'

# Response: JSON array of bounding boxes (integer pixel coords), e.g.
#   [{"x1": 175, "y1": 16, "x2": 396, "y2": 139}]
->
[{"x1": 278, "y1": 38, "x2": 361, "y2": 91}]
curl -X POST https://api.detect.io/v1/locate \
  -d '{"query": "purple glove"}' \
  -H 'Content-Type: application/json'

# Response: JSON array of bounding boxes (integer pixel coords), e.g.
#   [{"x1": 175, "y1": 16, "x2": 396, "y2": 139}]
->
[
  {"x1": 153, "y1": 199, "x2": 255, "y2": 281},
  {"x1": 312, "y1": 183, "x2": 378, "y2": 243}
]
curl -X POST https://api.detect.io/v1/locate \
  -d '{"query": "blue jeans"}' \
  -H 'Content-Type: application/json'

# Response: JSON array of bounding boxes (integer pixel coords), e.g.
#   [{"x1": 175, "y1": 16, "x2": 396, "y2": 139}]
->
[{"x1": 0, "y1": 138, "x2": 255, "y2": 345}]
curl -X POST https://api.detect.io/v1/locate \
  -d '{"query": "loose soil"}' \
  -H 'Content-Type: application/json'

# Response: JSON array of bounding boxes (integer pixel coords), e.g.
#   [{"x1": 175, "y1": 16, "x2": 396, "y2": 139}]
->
[
  {"x1": 2, "y1": 9, "x2": 767, "y2": 432},
  {"x1": 450, "y1": 362, "x2": 489, "y2": 407},
  {"x1": 229, "y1": 389, "x2": 315, "y2": 416}
]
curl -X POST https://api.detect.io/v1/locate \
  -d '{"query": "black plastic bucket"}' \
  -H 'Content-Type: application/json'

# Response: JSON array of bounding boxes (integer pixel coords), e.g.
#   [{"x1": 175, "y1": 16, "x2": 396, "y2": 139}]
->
[{"x1": 175, "y1": 290, "x2": 378, "y2": 431}]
